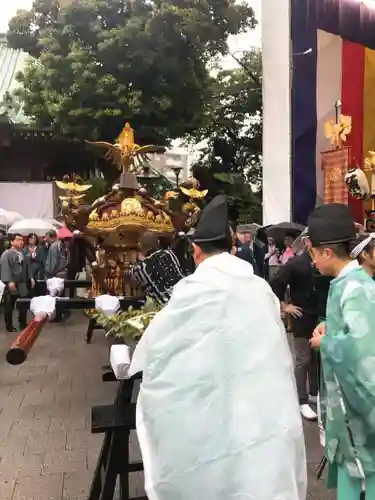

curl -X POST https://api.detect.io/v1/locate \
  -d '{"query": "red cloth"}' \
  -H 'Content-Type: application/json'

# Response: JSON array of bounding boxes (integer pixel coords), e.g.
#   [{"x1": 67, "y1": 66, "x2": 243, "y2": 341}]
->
[
  {"x1": 342, "y1": 40, "x2": 364, "y2": 222},
  {"x1": 321, "y1": 147, "x2": 350, "y2": 205},
  {"x1": 57, "y1": 226, "x2": 73, "y2": 239}
]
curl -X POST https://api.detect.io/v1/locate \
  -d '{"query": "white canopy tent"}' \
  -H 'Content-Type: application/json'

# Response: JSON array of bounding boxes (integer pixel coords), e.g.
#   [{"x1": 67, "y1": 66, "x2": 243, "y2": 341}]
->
[{"x1": 0, "y1": 183, "x2": 55, "y2": 219}]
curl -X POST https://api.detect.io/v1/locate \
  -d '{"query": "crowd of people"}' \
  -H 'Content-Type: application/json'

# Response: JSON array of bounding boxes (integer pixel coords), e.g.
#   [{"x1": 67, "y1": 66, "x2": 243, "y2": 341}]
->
[
  {"x1": 127, "y1": 215, "x2": 329, "y2": 425},
  {"x1": 0, "y1": 230, "x2": 67, "y2": 331},
  {"x1": 2, "y1": 198, "x2": 375, "y2": 499},
  {"x1": 124, "y1": 198, "x2": 375, "y2": 500}
]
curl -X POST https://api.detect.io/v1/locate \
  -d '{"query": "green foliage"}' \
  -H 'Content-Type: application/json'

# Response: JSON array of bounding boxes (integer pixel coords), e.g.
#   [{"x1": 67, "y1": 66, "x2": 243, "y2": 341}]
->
[
  {"x1": 0, "y1": 91, "x2": 21, "y2": 116},
  {"x1": 90, "y1": 298, "x2": 162, "y2": 340},
  {"x1": 7, "y1": 0, "x2": 255, "y2": 144},
  {"x1": 84, "y1": 176, "x2": 108, "y2": 203},
  {"x1": 139, "y1": 174, "x2": 173, "y2": 199},
  {"x1": 191, "y1": 48, "x2": 262, "y2": 224}
]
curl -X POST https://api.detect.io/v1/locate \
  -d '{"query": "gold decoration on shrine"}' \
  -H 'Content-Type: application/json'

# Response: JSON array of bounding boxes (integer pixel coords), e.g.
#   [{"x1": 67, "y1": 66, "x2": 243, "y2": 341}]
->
[
  {"x1": 55, "y1": 174, "x2": 92, "y2": 206},
  {"x1": 179, "y1": 177, "x2": 208, "y2": 199},
  {"x1": 88, "y1": 193, "x2": 173, "y2": 234},
  {"x1": 324, "y1": 114, "x2": 352, "y2": 148},
  {"x1": 86, "y1": 123, "x2": 166, "y2": 172},
  {"x1": 363, "y1": 151, "x2": 375, "y2": 201},
  {"x1": 164, "y1": 191, "x2": 179, "y2": 200},
  {"x1": 180, "y1": 186, "x2": 208, "y2": 199},
  {"x1": 59, "y1": 125, "x2": 206, "y2": 299},
  {"x1": 364, "y1": 151, "x2": 375, "y2": 172}
]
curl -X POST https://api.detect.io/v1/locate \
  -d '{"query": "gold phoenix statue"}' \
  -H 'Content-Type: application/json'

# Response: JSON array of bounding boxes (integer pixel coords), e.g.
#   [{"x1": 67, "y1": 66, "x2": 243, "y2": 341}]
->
[
  {"x1": 324, "y1": 114, "x2": 352, "y2": 149},
  {"x1": 55, "y1": 174, "x2": 92, "y2": 207},
  {"x1": 86, "y1": 122, "x2": 166, "y2": 173}
]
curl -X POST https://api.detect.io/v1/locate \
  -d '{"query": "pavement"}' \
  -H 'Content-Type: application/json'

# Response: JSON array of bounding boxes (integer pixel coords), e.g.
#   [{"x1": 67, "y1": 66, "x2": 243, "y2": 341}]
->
[{"x1": 0, "y1": 314, "x2": 335, "y2": 499}]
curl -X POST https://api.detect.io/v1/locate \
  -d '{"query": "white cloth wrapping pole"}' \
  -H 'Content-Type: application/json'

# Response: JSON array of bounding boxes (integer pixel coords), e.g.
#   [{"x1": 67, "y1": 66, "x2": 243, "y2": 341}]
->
[
  {"x1": 97, "y1": 296, "x2": 128, "y2": 379},
  {"x1": 30, "y1": 296, "x2": 57, "y2": 319},
  {"x1": 46, "y1": 278, "x2": 65, "y2": 297},
  {"x1": 262, "y1": 0, "x2": 292, "y2": 224},
  {"x1": 95, "y1": 295, "x2": 120, "y2": 316},
  {"x1": 110, "y1": 345, "x2": 131, "y2": 380},
  {"x1": 28, "y1": 278, "x2": 65, "y2": 319}
]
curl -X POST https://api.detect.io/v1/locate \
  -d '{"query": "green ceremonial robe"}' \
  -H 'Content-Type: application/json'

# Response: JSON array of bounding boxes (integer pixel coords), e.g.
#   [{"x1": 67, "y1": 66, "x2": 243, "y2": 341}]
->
[{"x1": 320, "y1": 261, "x2": 375, "y2": 498}]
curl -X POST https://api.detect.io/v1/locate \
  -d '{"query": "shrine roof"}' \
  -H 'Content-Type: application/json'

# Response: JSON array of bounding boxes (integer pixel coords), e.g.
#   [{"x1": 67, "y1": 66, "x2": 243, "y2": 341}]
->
[{"x1": 0, "y1": 34, "x2": 30, "y2": 124}]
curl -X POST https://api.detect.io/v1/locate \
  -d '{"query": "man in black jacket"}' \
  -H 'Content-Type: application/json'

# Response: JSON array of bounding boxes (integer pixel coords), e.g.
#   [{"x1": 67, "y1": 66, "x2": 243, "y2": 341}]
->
[{"x1": 272, "y1": 240, "x2": 331, "y2": 421}]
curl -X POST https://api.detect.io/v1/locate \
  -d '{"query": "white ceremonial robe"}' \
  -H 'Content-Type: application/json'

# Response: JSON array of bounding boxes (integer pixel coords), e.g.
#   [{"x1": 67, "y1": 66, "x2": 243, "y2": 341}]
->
[{"x1": 129, "y1": 252, "x2": 307, "y2": 500}]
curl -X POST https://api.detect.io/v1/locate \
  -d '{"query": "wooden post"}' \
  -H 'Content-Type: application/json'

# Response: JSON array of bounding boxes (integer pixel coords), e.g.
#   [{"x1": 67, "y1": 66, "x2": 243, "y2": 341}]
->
[{"x1": 6, "y1": 315, "x2": 49, "y2": 365}]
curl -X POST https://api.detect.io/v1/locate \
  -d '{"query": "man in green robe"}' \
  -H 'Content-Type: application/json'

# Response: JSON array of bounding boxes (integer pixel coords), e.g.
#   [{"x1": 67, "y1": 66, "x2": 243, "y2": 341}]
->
[{"x1": 308, "y1": 203, "x2": 375, "y2": 500}]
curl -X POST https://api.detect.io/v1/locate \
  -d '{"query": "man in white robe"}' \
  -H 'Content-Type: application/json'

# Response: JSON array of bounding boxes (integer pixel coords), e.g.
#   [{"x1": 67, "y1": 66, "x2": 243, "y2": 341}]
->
[{"x1": 129, "y1": 195, "x2": 307, "y2": 500}]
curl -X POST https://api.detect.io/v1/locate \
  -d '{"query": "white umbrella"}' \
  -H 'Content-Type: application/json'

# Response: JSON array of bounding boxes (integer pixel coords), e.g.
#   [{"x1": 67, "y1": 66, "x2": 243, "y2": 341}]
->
[
  {"x1": 8, "y1": 218, "x2": 55, "y2": 236},
  {"x1": 0, "y1": 209, "x2": 23, "y2": 228},
  {"x1": 44, "y1": 218, "x2": 64, "y2": 229}
]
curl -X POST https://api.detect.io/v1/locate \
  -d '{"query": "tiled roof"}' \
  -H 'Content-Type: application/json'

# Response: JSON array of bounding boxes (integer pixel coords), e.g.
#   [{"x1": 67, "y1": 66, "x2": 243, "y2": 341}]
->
[{"x1": 0, "y1": 34, "x2": 29, "y2": 124}]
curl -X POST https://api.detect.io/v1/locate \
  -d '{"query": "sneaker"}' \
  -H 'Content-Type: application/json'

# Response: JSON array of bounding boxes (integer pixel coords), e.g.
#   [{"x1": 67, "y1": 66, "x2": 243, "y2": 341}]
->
[
  {"x1": 300, "y1": 404, "x2": 317, "y2": 421},
  {"x1": 309, "y1": 395, "x2": 318, "y2": 404}
]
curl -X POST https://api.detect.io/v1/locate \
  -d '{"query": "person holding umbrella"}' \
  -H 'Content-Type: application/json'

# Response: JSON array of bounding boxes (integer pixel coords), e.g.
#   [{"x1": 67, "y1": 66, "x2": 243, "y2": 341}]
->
[
  {"x1": 0, "y1": 229, "x2": 8, "y2": 256},
  {"x1": 23, "y1": 233, "x2": 45, "y2": 294},
  {"x1": 44, "y1": 229, "x2": 68, "y2": 279},
  {"x1": 280, "y1": 231, "x2": 298, "y2": 265},
  {"x1": 44, "y1": 229, "x2": 69, "y2": 322}
]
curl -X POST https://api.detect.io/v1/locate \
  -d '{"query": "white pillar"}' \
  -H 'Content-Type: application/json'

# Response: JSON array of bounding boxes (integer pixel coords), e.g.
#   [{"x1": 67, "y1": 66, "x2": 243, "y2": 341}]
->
[{"x1": 262, "y1": 0, "x2": 292, "y2": 224}]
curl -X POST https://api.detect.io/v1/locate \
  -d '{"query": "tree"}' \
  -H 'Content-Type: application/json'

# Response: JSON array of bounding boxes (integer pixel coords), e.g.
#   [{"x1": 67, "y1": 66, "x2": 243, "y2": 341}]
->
[
  {"x1": 7, "y1": 0, "x2": 255, "y2": 145},
  {"x1": 190, "y1": 47, "x2": 262, "y2": 223}
]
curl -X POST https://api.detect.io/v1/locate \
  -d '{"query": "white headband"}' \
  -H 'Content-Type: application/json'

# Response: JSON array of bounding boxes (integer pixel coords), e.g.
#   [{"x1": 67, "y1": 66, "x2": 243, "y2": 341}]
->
[{"x1": 350, "y1": 233, "x2": 375, "y2": 259}]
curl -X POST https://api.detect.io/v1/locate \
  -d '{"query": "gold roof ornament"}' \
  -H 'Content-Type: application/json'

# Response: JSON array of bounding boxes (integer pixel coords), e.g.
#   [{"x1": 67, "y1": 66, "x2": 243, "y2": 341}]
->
[
  {"x1": 179, "y1": 177, "x2": 208, "y2": 200},
  {"x1": 60, "y1": 130, "x2": 206, "y2": 237},
  {"x1": 86, "y1": 123, "x2": 166, "y2": 173},
  {"x1": 180, "y1": 186, "x2": 208, "y2": 199},
  {"x1": 363, "y1": 151, "x2": 375, "y2": 198},
  {"x1": 324, "y1": 114, "x2": 352, "y2": 149},
  {"x1": 164, "y1": 191, "x2": 179, "y2": 200},
  {"x1": 59, "y1": 193, "x2": 86, "y2": 202},
  {"x1": 118, "y1": 123, "x2": 135, "y2": 152},
  {"x1": 364, "y1": 151, "x2": 375, "y2": 171},
  {"x1": 55, "y1": 174, "x2": 92, "y2": 205}
]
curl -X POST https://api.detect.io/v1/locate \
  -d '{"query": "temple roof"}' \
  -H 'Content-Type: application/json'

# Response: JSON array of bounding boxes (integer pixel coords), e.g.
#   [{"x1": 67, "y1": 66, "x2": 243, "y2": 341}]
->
[{"x1": 0, "y1": 34, "x2": 29, "y2": 124}]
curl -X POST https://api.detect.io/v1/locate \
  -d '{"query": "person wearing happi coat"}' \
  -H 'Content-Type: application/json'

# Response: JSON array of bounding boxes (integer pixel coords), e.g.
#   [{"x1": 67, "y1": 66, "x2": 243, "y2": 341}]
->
[
  {"x1": 129, "y1": 194, "x2": 306, "y2": 500},
  {"x1": 0, "y1": 233, "x2": 30, "y2": 332},
  {"x1": 130, "y1": 231, "x2": 185, "y2": 306},
  {"x1": 309, "y1": 203, "x2": 375, "y2": 500}
]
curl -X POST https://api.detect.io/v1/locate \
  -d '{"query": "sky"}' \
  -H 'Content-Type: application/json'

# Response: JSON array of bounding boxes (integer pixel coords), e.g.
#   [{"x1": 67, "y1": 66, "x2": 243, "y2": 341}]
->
[
  {"x1": 0, "y1": 0, "x2": 261, "y2": 48},
  {"x1": 0, "y1": 0, "x2": 33, "y2": 33}
]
